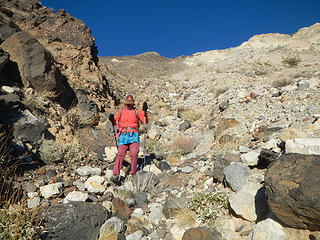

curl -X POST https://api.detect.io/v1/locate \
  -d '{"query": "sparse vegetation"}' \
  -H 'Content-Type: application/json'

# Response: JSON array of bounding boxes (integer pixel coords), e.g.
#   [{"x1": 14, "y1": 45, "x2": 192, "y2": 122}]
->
[
  {"x1": 178, "y1": 108, "x2": 203, "y2": 122},
  {"x1": 145, "y1": 139, "x2": 162, "y2": 155},
  {"x1": 282, "y1": 55, "x2": 301, "y2": 67},
  {"x1": 99, "y1": 226, "x2": 118, "y2": 240},
  {"x1": 190, "y1": 191, "x2": 229, "y2": 226},
  {"x1": 0, "y1": 124, "x2": 43, "y2": 239},
  {"x1": 173, "y1": 207, "x2": 198, "y2": 228},
  {"x1": 271, "y1": 78, "x2": 294, "y2": 88},
  {"x1": 39, "y1": 140, "x2": 88, "y2": 164},
  {"x1": 171, "y1": 135, "x2": 199, "y2": 157}
]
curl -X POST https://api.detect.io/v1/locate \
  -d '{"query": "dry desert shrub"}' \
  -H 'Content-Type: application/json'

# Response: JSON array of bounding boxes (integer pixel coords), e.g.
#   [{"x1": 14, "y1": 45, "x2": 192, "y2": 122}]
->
[
  {"x1": 282, "y1": 55, "x2": 301, "y2": 67},
  {"x1": 171, "y1": 135, "x2": 199, "y2": 157},
  {"x1": 98, "y1": 227, "x2": 118, "y2": 240},
  {"x1": 271, "y1": 78, "x2": 293, "y2": 88},
  {"x1": 178, "y1": 108, "x2": 203, "y2": 122}
]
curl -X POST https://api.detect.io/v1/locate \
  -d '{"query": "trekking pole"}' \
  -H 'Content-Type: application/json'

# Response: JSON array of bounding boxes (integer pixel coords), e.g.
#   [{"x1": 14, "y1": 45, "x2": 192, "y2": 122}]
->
[
  {"x1": 108, "y1": 114, "x2": 117, "y2": 146},
  {"x1": 142, "y1": 102, "x2": 148, "y2": 169}
]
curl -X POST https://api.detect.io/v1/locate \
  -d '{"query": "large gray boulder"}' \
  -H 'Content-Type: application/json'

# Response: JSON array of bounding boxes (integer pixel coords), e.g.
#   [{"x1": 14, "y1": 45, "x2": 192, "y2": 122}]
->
[
  {"x1": 13, "y1": 110, "x2": 46, "y2": 146},
  {"x1": 265, "y1": 154, "x2": 320, "y2": 230},
  {"x1": 42, "y1": 202, "x2": 109, "y2": 240},
  {"x1": 223, "y1": 162, "x2": 250, "y2": 192},
  {"x1": 1, "y1": 31, "x2": 63, "y2": 94}
]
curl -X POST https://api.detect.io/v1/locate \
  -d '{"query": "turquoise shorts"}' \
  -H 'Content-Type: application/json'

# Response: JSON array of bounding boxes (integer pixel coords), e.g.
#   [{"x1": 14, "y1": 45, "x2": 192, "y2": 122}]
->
[{"x1": 118, "y1": 132, "x2": 139, "y2": 146}]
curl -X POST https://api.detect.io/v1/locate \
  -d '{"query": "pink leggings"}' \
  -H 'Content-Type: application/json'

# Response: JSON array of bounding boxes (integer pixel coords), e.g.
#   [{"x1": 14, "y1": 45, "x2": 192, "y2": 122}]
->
[{"x1": 112, "y1": 142, "x2": 139, "y2": 175}]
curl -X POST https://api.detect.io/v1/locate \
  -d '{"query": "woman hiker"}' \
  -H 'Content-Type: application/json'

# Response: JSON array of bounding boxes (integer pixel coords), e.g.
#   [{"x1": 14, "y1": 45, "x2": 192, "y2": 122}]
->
[{"x1": 109, "y1": 94, "x2": 148, "y2": 183}]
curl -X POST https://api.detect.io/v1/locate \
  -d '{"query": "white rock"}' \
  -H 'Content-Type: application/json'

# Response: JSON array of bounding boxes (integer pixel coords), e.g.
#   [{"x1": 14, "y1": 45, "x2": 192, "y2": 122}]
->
[
  {"x1": 285, "y1": 138, "x2": 320, "y2": 155},
  {"x1": 40, "y1": 182, "x2": 63, "y2": 199},
  {"x1": 76, "y1": 166, "x2": 101, "y2": 176},
  {"x1": 248, "y1": 218, "x2": 286, "y2": 240},
  {"x1": 27, "y1": 197, "x2": 40, "y2": 209},
  {"x1": 181, "y1": 166, "x2": 193, "y2": 173},
  {"x1": 148, "y1": 126, "x2": 161, "y2": 140},
  {"x1": 105, "y1": 169, "x2": 114, "y2": 180},
  {"x1": 148, "y1": 231, "x2": 160, "y2": 240},
  {"x1": 126, "y1": 230, "x2": 143, "y2": 240},
  {"x1": 229, "y1": 182, "x2": 266, "y2": 222},
  {"x1": 104, "y1": 146, "x2": 118, "y2": 162},
  {"x1": 102, "y1": 201, "x2": 113, "y2": 211},
  {"x1": 312, "y1": 119, "x2": 320, "y2": 131},
  {"x1": 241, "y1": 151, "x2": 260, "y2": 166},
  {"x1": 260, "y1": 139, "x2": 282, "y2": 153},
  {"x1": 239, "y1": 145, "x2": 250, "y2": 153},
  {"x1": 132, "y1": 208, "x2": 144, "y2": 218},
  {"x1": 85, "y1": 175, "x2": 105, "y2": 193},
  {"x1": 2, "y1": 86, "x2": 17, "y2": 93},
  {"x1": 143, "y1": 164, "x2": 162, "y2": 176},
  {"x1": 73, "y1": 180, "x2": 85, "y2": 191},
  {"x1": 27, "y1": 192, "x2": 38, "y2": 198},
  {"x1": 149, "y1": 202, "x2": 163, "y2": 222},
  {"x1": 100, "y1": 217, "x2": 124, "y2": 235},
  {"x1": 63, "y1": 191, "x2": 88, "y2": 203}
]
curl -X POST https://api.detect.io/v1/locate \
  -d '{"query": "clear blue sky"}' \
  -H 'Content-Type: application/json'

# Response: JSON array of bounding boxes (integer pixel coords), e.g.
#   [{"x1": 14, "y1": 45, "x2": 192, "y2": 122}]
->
[{"x1": 42, "y1": 0, "x2": 319, "y2": 58}]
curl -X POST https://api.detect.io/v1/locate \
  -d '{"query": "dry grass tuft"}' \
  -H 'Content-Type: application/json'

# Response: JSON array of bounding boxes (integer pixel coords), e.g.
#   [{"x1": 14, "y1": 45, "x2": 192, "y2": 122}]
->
[
  {"x1": 98, "y1": 227, "x2": 118, "y2": 240},
  {"x1": 173, "y1": 208, "x2": 198, "y2": 228},
  {"x1": 282, "y1": 55, "x2": 301, "y2": 67},
  {"x1": 171, "y1": 135, "x2": 199, "y2": 156}
]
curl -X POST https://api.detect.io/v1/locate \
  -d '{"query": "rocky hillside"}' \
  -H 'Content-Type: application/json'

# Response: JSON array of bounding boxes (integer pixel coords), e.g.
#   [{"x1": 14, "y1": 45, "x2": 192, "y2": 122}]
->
[{"x1": 0, "y1": 0, "x2": 320, "y2": 239}]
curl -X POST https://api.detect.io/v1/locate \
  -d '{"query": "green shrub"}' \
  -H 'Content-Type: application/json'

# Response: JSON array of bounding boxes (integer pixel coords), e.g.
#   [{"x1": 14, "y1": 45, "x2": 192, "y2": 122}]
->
[
  {"x1": 190, "y1": 192, "x2": 228, "y2": 226},
  {"x1": 39, "y1": 140, "x2": 65, "y2": 164},
  {"x1": 39, "y1": 140, "x2": 87, "y2": 164}
]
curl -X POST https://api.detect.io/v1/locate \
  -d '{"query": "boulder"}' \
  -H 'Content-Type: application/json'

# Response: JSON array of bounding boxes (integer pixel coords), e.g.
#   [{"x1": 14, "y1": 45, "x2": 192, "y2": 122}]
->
[
  {"x1": 182, "y1": 227, "x2": 222, "y2": 240},
  {"x1": 84, "y1": 175, "x2": 105, "y2": 193},
  {"x1": 1, "y1": 31, "x2": 63, "y2": 94},
  {"x1": 223, "y1": 162, "x2": 250, "y2": 192},
  {"x1": 213, "y1": 154, "x2": 241, "y2": 182},
  {"x1": 40, "y1": 182, "x2": 63, "y2": 199},
  {"x1": 42, "y1": 202, "x2": 108, "y2": 240},
  {"x1": 265, "y1": 154, "x2": 320, "y2": 230},
  {"x1": 229, "y1": 182, "x2": 268, "y2": 222},
  {"x1": 0, "y1": 48, "x2": 9, "y2": 71},
  {"x1": 63, "y1": 191, "x2": 88, "y2": 203},
  {"x1": 179, "y1": 121, "x2": 191, "y2": 132},
  {"x1": 285, "y1": 138, "x2": 320, "y2": 155},
  {"x1": 258, "y1": 149, "x2": 280, "y2": 168},
  {"x1": 148, "y1": 125, "x2": 161, "y2": 140},
  {"x1": 247, "y1": 218, "x2": 286, "y2": 240},
  {"x1": 241, "y1": 151, "x2": 260, "y2": 166},
  {"x1": 100, "y1": 216, "x2": 124, "y2": 234},
  {"x1": 13, "y1": 110, "x2": 46, "y2": 146},
  {"x1": 0, "y1": 21, "x2": 21, "y2": 44},
  {"x1": 76, "y1": 165, "x2": 101, "y2": 176}
]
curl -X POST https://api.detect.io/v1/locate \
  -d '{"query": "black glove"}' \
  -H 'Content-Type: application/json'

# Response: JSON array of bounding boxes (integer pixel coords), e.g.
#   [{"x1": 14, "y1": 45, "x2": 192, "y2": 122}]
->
[
  {"x1": 108, "y1": 114, "x2": 114, "y2": 123},
  {"x1": 143, "y1": 102, "x2": 148, "y2": 112}
]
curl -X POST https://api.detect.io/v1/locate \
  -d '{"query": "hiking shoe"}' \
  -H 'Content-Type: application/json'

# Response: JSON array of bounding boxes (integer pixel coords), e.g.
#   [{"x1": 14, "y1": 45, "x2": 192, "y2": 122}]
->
[{"x1": 110, "y1": 175, "x2": 120, "y2": 184}]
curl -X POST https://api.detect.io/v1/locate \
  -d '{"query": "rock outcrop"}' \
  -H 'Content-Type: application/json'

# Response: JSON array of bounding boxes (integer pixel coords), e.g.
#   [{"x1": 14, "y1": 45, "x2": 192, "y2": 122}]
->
[
  {"x1": 42, "y1": 202, "x2": 109, "y2": 240},
  {"x1": 265, "y1": 154, "x2": 320, "y2": 230}
]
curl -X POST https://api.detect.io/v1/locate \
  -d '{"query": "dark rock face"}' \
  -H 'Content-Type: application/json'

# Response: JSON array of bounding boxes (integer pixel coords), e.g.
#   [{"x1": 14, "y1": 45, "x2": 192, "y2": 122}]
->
[
  {"x1": 213, "y1": 154, "x2": 241, "y2": 182},
  {"x1": 265, "y1": 154, "x2": 320, "y2": 230},
  {"x1": 182, "y1": 227, "x2": 223, "y2": 240},
  {"x1": 258, "y1": 149, "x2": 280, "y2": 168},
  {"x1": 13, "y1": 110, "x2": 46, "y2": 146},
  {"x1": 1, "y1": 31, "x2": 63, "y2": 94},
  {"x1": 42, "y1": 202, "x2": 108, "y2": 240},
  {"x1": 0, "y1": 48, "x2": 9, "y2": 71},
  {"x1": 0, "y1": 21, "x2": 21, "y2": 43}
]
